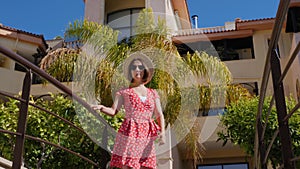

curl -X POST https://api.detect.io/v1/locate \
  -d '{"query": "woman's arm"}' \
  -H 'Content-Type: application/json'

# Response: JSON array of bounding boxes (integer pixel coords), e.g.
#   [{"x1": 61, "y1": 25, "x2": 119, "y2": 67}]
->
[
  {"x1": 154, "y1": 97, "x2": 166, "y2": 145},
  {"x1": 91, "y1": 94, "x2": 123, "y2": 116}
]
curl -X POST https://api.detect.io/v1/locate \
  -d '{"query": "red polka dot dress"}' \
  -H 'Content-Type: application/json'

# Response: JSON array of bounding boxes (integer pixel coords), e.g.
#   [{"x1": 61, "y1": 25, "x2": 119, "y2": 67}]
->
[{"x1": 110, "y1": 88, "x2": 161, "y2": 169}]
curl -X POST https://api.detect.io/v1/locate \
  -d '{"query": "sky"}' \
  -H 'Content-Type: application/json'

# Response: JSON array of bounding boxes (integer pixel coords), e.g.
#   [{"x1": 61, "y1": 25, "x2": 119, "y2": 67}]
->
[{"x1": 0, "y1": 0, "x2": 280, "y2": 40}]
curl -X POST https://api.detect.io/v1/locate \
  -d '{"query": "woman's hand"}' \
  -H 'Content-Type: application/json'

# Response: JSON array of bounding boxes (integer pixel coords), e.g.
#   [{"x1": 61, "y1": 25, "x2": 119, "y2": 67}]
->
[
  {"x1": 90, "y1": 104, "x2": 104, "y2": 111},
  {"x1": 158, "y1": 131, "x2": 166, "y2": 145}
]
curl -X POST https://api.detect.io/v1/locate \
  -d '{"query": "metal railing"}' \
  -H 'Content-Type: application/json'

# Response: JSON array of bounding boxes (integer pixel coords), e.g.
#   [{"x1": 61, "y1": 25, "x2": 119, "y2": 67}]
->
[
  {"x1": 254, "y1": 0, "x2": 300, "y2": 168},
  {"x1": 0, "y1": 45, "x2": 112, "y2": 168},
  {"x1": 64, "y1": 40, "x2": 82, "y2": 49}
]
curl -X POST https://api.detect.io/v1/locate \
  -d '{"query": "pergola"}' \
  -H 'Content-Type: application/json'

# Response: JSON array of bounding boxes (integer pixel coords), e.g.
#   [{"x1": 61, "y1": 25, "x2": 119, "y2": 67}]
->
[{"x1": 254, "y1": 0, "x2": 300, "y2": 169}]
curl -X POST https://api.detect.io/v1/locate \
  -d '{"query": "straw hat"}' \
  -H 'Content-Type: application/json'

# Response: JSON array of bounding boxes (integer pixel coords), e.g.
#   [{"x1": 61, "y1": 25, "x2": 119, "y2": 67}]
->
[{"x1": 123, "y1": 52, "x2": 154, "y2": 85}]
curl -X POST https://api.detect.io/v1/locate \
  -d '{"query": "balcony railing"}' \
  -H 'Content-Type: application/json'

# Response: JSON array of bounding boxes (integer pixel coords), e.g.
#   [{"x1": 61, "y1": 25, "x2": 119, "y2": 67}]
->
[
  {"x1": 63, "y1": 40, "x2": 82, "y2": 49},
  {"x1": 0, "y1": 45, "x2": 112, "y2": 168},
  {"x1": 174, "y1": 26, "x2": 232, "y2": 36}
]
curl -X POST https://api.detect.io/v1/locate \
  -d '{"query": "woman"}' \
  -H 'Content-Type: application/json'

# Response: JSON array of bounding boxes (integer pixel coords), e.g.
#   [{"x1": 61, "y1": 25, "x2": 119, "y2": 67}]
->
[{"x1": 92, "y1": 52, "x2": 166, "y2": 169}]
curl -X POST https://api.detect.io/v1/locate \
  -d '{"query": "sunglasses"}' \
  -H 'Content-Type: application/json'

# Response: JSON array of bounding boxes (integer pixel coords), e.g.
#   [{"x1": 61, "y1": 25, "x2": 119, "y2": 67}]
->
[{"x1": 130, "y1": 65, "x2": 145, "y2": 70}]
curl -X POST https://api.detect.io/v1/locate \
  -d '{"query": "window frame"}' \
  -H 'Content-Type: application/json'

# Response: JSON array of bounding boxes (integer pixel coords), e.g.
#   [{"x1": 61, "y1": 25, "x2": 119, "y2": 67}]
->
[
  {"x1": 106, "y1": 8, "x2": 144, "y2": 41},
  {"x1": 197, "y1": 162, "x2": 249, "y2": 169}
]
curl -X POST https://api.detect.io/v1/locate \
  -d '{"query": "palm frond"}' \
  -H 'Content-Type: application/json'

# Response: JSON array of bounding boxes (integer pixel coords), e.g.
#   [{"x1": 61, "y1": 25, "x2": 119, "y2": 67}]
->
[{"x1": 40, "y1": 48, "x2": 80, "y2": 82}]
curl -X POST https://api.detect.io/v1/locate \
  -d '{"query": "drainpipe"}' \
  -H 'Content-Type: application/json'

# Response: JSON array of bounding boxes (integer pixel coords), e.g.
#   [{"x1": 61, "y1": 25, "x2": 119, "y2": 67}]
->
[{"x1": 192, "y1": 15, "x2": 198, "y2": 29}]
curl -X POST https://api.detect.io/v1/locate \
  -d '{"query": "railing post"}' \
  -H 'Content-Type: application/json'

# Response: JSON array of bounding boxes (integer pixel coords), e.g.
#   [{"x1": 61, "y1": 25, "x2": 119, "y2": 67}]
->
[
  {"x1": 102, "y1": 125, "x2": 108, "y2": 149},
  {"x1": 101, "y1": 125, "x2": 111, "y2": 169},
  {"x1": 12, "y1": 70, "x2": 32, "y2": 169},
  {"x1": 270, "y1": 49, "x2": 296, "y2": 169},
  {"x1": 257, "y1": 120, "x2": 267, "y2": 169}
]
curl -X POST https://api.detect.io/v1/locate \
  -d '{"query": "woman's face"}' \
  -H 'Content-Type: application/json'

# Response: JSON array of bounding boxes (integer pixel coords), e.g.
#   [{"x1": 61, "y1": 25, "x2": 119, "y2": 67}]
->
[{"x1": 130, "y1": 60, "x2": 145, "y2": 83}]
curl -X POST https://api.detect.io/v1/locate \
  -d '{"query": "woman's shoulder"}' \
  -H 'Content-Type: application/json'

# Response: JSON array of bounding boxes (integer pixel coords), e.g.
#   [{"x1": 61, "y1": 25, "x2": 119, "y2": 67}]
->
[
  {"x1": 116, "y1": 87, "x2": 131, "y2": 95},
  {"x1": 147, "y1": 88, "x2": 159, "y2": 98},
  {"x1": 147, "y1": 87, "x2": 156, "y2": 92}
]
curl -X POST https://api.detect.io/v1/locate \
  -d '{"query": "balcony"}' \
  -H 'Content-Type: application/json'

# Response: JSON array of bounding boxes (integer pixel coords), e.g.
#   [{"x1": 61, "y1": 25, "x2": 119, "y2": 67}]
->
[{"x1": 197, "y1": 116, "x2": 247, "y2": 158}]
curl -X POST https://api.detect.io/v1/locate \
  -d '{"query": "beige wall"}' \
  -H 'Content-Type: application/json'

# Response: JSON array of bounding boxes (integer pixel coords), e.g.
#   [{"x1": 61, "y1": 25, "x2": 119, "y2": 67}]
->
[
  {"x1": 31, "y1": 82, "x2": 80, "y2": 96},
  {"x1": 251, "y1": 29, "x2": 299, "y2": 99},
  {"x1": 247, "y1": 29, "x2": 271, "y2": 94},
  {"x1": 225, "y1": 59, "x2": 262, "y2": 83},
  {"x1": 0, "y1": 67, "x2": 25, "y2": 94},
  {"x1": 84, "y1": 0, "x2": 105, "y2": 23},
  {"x1": 199, "y1": 116, "x2": 248, "y2": 162},
  {"x1": 84, "y1": 0, "x2": 181, "y2": 32},
  {"x1": 85, "y1": 0, "x2": 145, "y2": 24},
  {"x1": 146, "y1": 0, "x2": 179, "y2": 32},
  {"x1": 0, "y1": 27, "x2": 47, "y2": 95},
  {"x1": 224, "y1": 29, "x2": 298, "y2": 98},
  {"x1": 185, "y1": 28, "x2": 299, "y2": 168},
  {"x1": 170, "y1": 116, "x2": 250, "y2": 168},
  {"x1": 156, "y1": 125, "x2": 174, "y2": 169},
  {"x1": 282, "y1": 33, "x2": 300, "y2": 99},
  {"x1": 106, "y1": 0, "x2": 144, "y2": 15},
  {"x1": 0, "y1": 53, "x2": 15, "y2": 70},
  {"x1": 0, "y1": 67, "x2": 73, "y2": 96},
  {"x1": 223, "y1": 30, "x2": 271, "y2": 96},
  {"x1": 0, "y1": 36, "x2": 40, "y2": 66},
  {"x1": 172, "y1": 146, "x2": 183, "y2": 169}
]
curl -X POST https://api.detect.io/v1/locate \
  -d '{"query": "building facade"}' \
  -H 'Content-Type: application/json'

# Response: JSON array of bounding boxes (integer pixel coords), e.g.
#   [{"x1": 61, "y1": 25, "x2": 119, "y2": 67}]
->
[
  {"x1": 83, "y1": 0, "x2": 300, "y2": 168},
  {"x1": 0, "y1": 24, "x2": 48, "y2": 95},
  {"x1": 1, "y1": 0, "x2": 299, "y2": 168}
]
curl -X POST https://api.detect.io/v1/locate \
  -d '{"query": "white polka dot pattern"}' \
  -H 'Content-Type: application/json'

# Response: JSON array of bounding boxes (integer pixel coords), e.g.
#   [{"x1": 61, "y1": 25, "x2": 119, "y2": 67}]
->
[{"x1": 110, "y1": 88, "x2": 161, "y2": 169}]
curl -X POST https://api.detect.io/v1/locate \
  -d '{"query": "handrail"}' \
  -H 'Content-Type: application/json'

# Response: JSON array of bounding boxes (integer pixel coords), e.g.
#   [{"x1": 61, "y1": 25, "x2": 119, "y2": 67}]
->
[
  {"x1": 0, "y1": 90, "x2": 86, "y2": 134},
  {"x1": 253, "y1": 0, "x2": 300, "y2": 168},
  {"x1": 259, "y1": 42, "x2": 300, "y2": 160},
  {"x1": 0, "y1": 45, "x2": 107, "y2": 125},
  {"x1": 0, "y1": 129, "x2": 99, "y2": 167},
  {"x1": 284, "y1": 102, "x2": 300, "y2": 122},
  {"x1": 277, "y1": 42, "x2": 300, "y2": 85},
  {"x1": 254, "y1": 0, "x2": 291, "y2": 168},
  {"x1": 0, "y1": 45, "x2": 112, "y2": 168}
]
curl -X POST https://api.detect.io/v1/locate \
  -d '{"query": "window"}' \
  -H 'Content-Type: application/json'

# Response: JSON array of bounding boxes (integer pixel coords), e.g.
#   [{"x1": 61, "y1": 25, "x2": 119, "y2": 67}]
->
[
  {"x1": 223, "y1": 164, "x2": 248, "y2": 169},
  {"x1": 107, "y1": 8, "x2": 143, "y2": 42},
  {"x1": 286, "y1": 7, "x2": 300, "y2": 33},
  {"x1": 202, "y1": 108, "x2": 226, "y2": 116},
  {"x1": 198, "y1": 163, "x2": 248, "y2": 169},
  {"x1": 15, "y1": 63, "x2": 27, "y2": 72},
  {"x1": 199, "y1": 166, "x2": 222, "y2": 169},
  {"x1": 177, "y1": 37, "x2": 255, "y2": 61}
]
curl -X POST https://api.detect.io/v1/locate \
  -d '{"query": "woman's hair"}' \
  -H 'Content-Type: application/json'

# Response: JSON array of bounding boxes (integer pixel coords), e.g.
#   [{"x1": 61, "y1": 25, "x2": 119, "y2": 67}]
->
[{"x1": 128, "y1": 58, "x2": 149, "y2": 83}]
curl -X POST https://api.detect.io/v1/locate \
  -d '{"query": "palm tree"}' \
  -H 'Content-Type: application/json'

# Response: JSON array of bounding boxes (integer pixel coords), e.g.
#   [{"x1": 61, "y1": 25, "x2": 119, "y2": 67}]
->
[{"x1": 40, "y1": 48, "x2": 80, "y2": 82}]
